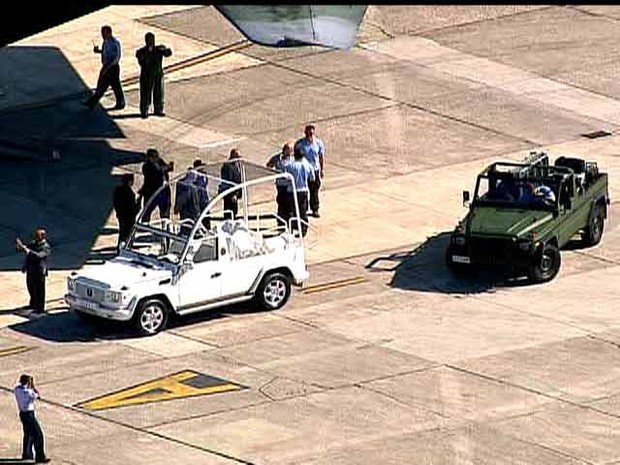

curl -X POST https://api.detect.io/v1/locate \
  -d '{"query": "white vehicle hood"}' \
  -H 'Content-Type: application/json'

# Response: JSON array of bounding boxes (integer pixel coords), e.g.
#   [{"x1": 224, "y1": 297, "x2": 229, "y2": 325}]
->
[{"x1": 75, "y1": 256, "x2": 173, "y2": 290}]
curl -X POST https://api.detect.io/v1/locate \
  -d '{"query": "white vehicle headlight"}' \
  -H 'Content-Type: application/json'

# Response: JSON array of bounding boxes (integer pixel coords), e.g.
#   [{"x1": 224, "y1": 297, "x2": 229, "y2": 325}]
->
[
  {"x1": 67, "y1": 278, "x2": 76, "y2": 291},
  {"x1": 105, "y1": 290, "x2": 122, "y2": 303}
]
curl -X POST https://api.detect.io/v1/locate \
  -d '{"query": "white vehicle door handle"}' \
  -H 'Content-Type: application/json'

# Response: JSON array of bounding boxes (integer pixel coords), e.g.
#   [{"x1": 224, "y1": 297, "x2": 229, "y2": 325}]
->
[{"x1": 211, "y1": 272, "x2": 222, "y2": 278}]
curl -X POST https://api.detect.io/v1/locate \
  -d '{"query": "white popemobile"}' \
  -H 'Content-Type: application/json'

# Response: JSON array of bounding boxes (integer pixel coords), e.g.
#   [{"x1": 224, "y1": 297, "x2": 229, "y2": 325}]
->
[{"x1": 65, "y1": 159, "x2": 311, "y2": 335}]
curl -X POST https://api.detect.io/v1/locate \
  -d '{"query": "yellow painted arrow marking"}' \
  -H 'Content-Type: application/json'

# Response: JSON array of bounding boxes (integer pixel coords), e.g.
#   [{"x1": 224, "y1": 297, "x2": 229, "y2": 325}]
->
[{"x1": 75, "y1": 370, "x2": 244, "y2": 411}]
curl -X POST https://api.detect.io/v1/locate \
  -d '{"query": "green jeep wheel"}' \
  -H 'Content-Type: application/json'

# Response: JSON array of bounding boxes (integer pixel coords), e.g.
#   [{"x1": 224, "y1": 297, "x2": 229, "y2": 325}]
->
[
  {"x1": 582, "y1": 205, "x2": 605, "y2": 247},
  {"x1": 528, "y1": 242, "x2": 561, "y2": 283}
]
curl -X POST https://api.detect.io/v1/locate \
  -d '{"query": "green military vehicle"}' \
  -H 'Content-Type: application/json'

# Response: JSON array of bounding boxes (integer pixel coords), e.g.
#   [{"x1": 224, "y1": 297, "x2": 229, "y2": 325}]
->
[{"x1": 446, "y1": 151, "x2": 609, "y2": 283}]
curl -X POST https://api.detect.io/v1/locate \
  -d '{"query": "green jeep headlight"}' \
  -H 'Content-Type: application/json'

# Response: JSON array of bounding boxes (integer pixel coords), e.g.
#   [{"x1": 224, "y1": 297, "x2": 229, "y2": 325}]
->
[{"x1": 455, "y1": 236, "x2": 466, "y2": 246}]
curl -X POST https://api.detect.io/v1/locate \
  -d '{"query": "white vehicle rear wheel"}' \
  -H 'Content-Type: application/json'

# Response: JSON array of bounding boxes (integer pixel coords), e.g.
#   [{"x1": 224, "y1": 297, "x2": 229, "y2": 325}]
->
[
  {"x1": 133, "y1": 298, "x2": 169, "y2": 336},
  {"x1": 256, "y1": 272, "x2": 291, "y2": 310}
]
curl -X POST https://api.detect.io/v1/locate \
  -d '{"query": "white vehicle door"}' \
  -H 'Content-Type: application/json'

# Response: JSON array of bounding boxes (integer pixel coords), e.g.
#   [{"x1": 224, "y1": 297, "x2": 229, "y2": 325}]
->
[
  {"x1": 177, "y1": 235, "x2": 223, "y2": 311},
  {"x1": 219, "y1": 228, "x2": 265, "y2": 297}
]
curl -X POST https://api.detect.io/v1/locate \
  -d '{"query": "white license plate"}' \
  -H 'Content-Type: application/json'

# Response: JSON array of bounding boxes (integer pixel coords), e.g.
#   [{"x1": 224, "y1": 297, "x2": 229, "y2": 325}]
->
[
  {"x1": 451, "y1": 255, "x2": 471, "y2": 264},
  {"x1": 81, "y1": 300, "x2": 98, "y2": 311}
]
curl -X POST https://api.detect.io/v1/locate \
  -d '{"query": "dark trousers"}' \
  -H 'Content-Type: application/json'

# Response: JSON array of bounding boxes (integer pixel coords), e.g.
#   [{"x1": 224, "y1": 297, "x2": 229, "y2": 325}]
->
[
  {"x1": 276, "y1": 185, "x2": 292, "y2": 228},
  {"x1": 139, "y1": 72, "x2": 164, "y2": 116},
  {"x1": 87, "y1": 64, "x2": 125, "y2": 107},
  {"x1": 26, "y1": 272, "x2": 46, "y2": 312},
  {"x1": 224, "y1": 195, "x2": 238, "y2": 219},
  {"x1": 117, "y1": 217, "x2": 135, "y2": 248},
  {"x1": 291, "y1": 191, "x2": 309, "y2": 237},
  {"x1": 142, "y1": 188, "x2": 171, "y2": 223},
  {"x1": 19, "y1": 411, "x2": 46, "y2": 461},
  {"x1": 308, "y1": 171, "x2": 321, "y2": 214}
]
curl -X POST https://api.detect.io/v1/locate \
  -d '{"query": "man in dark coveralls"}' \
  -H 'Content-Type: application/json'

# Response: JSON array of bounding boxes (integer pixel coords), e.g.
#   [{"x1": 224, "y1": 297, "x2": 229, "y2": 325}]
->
[
  {"x1": 113, "y1": 173, "x2": 140, "y2": 249},
  {"x1": 138, "y1": 148, "x2": 173, "y2": 222},
  {"x1": 136, "y1": 32, "x2": 172, "y2": 119},
  {"x1": 15, "y1": 228, "x2": 51, "y2": 314}
]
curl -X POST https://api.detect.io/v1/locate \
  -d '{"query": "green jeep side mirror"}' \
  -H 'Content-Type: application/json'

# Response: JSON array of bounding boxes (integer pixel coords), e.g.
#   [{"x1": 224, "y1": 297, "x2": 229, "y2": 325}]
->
[{"x1": 463, "y1": 190, "x2": 470, "y2": 206}]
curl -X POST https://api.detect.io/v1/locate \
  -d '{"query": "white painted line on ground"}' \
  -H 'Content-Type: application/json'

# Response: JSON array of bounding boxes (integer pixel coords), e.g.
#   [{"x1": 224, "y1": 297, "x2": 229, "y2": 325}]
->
[{"x1": 199, "y1": 137, "x2": 246, "y2": 149}]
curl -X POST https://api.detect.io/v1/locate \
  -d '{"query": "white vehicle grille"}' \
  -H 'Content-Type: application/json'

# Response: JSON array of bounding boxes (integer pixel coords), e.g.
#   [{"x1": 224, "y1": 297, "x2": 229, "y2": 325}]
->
[{"x1": 75, "y1": 283, "x2": 105, "y2": 302}]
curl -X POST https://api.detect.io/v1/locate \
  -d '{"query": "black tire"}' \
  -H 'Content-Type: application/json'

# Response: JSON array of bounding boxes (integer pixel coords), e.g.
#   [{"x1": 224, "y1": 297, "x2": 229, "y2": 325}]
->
[
  {"x1": 528, "y1": 242, "x2": 561, "y2": 283},
  {"x1": 133, "y1": 298, "x2": 169, "y2": 336},
  {"x1": 582, "y1": 205, "x2": 605, "y2": 247},
  {"x1": 255, "y1": 272, "x2": 291, "y2": 310}
]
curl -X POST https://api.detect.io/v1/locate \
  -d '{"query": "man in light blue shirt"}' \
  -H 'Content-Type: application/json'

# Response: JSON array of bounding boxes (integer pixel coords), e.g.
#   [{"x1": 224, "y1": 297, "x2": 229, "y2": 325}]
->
[
  {"x1": 284, "y1": 146, "x2": 315, "y2": 237},
  {"x1": 294, "y1": 124, "x2": 325, "y2": 217},
  {"x1": 266, "y1": 142, "x2": 293, "y2": 228},
  {"x1": 14, "y1": 374, "x2": 49, "y2": 463},
  {"x1": 84, "y1": 25, "x2": 125, "y2": 110}
]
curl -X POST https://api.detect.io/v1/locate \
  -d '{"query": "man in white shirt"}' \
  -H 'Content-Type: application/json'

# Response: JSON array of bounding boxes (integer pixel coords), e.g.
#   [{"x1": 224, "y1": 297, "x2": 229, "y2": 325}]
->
[
  {"x1": 294, "y1": 124, "x2": 325, "y2": 217},
  {"x1": 14, "y1": 374, "x2": 49, "y2": 463}
]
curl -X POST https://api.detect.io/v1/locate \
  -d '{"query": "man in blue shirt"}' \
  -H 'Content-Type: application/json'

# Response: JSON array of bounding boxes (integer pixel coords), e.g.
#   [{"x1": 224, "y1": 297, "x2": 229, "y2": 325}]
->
[
  {"x1": 14, "y1": 374, "x2": 49, "y2": 463},
  {"x1": 285, "y1": 146, "x2": 315, "y2": 237},
  {"x1": 266, "y1": 142, "x2": 293, "y2": 228},
  {"x1": 294, "y1": 124, "x2": 325, "y2": 217},
  {"x1": 83, "y1": 25, "x2": 125, "y2": 110}
]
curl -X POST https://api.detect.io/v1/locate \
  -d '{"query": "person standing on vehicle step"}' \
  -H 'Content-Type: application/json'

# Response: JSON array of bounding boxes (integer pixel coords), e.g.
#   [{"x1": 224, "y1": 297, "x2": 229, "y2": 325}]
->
[
  {"x1": 174, "y1": 167, "x2": 201, "y2": 235},
  {"x1": 219, "y1": 148, "x2": 243, "y2": 219},
  {"x1": 138, "y1": 148, "x2": 173, "y2": 222},
  {"x1": 294, "y1": 124, "x2": 325, "y2": 218},
  {"x1": 266, "y1": 142, "x2": 293, "y2": 229},
  {"x1": 15, "y1": 228, "x2": 51, "y2": 314},
  {"x1": 113, "y1": 173, "x2": 140, "y2": 250},
  {"x1": 285, "y1": 146, "x2": 315, "y2": 237},
  {"x1": 14, "y1": 374, "x2": 50, "y2": 463},
  {"x1": 193, "y1": 159, "x2": 211, "y2": 229},
  {"x1": 83, "y1": 25, "x2": 125, "y2": 110},
  {"x1": 135, "y1": 32, "x2": 172, "y2": 119}
]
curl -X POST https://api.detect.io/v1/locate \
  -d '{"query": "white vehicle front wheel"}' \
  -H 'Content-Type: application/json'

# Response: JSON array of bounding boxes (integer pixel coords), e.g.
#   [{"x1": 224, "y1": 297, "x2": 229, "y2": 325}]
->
[
  {"x1": 256, "y1": 272, "x2": 291, "y2": 310},
  {"x1": 133, "y1": 299, "x2": 169, "y2": 336}
]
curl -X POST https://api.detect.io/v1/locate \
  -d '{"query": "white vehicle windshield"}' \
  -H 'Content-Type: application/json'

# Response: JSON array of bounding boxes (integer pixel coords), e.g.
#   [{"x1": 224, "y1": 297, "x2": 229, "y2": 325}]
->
[{"x1": 126, "y1": 222, "x2": 188, "y2": 265}]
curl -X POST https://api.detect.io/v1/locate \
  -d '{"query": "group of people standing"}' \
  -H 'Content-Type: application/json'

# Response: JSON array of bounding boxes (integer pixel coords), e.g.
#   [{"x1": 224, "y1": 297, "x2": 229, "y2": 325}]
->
[
  {"x1": 83, "y1": 25, "x2": 172, "y2": 119},
  {"x1": 266, "y1": 124, "x2": 326, "y2": 237}
]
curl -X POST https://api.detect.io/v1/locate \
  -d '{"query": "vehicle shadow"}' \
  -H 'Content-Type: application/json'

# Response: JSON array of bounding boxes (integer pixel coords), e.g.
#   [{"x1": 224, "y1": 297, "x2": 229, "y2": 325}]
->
[
  {"x1": 8, "y1": 301, "x2": 273, "y2": 343},
  {"x1": 365, "y1": 232, "x2": 533, "y2": 295}
]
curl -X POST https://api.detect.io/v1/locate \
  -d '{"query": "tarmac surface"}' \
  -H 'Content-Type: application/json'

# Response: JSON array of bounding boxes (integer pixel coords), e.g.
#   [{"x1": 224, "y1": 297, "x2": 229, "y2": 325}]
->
[{"x1": 0, "y1": 5, "x2": 619, "y2": 464}]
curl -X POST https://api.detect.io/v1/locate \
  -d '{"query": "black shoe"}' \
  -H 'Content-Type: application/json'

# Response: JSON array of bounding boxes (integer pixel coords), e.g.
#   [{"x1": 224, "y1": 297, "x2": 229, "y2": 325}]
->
[
  {"x1": 35, "y1": 458, "x2": 50, "y2": 463},
  {"x1": 312, "y1": 211, "x2": 320, "y2": 218},
  {"x1": 153, "y1": 111, "x2": 166, "y2": 117},
  {"x1": 113, "y1": 102, "x2": 125, "y2": 110},
  {"x1": 140, "y1": 113, "x2": 148, "y2": 119}
]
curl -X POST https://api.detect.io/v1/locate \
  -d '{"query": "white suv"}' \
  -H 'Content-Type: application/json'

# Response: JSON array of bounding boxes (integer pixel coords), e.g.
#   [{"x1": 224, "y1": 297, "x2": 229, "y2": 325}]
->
[{"x1": 65, "y1": 163, "x2": 310, "y2": 335}]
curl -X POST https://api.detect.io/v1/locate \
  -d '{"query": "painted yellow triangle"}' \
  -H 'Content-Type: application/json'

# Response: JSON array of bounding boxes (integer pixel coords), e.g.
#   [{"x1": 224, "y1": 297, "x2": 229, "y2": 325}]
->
[{"x1": 75, "y1": 370, "x2": 244, "y2": 411}]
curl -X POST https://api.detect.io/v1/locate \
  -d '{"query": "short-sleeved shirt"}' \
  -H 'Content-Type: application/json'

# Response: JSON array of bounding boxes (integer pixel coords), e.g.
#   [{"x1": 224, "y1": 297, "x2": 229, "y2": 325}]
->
[
  {"x1": 268, "y1": 153, "x2": 292, "y2": 187},
  {"x1": 102, "y1": 36, "x2": 121, "y2": 66},
  {"x1": 294, "y1": 137, "x2": 325, "y2": 172},
  {"x1": 14, "y1": 384, "x2": 38, "y2": 412},
  {"x1": 285, "y1": 158, "x2": 315, "y2": 193}
]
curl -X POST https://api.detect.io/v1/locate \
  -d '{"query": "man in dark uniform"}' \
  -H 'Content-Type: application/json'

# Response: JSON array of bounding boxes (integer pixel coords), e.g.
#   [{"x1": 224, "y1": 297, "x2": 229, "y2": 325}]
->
[
  {"x1": 218, "y1": 148, "x2": 243, "y2": 219},
  {"x1": 136, "y1": 32, "x2": 172, "y2": 119},
  {"x1": 83, "y1": 25, "x2": 125, "y2": 110},
  {"x1": 15, "y1": 228, "x2": 51, "y2": 314},
  {"x1": 138, "y1": 148, "x2": 173, "y2": 223},
  {"x1": 174, "y1": 168, "x2": 201, "y2": 236},
  {"x1": 113, "y1": 173, "x2": 140, "y2": 250}
]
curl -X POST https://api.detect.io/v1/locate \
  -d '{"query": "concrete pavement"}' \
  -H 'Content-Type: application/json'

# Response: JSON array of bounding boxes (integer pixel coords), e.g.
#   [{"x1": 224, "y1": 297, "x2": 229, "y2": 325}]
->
[{"x1": 0, "y1": 5, "x2": 619, "y2": 464}]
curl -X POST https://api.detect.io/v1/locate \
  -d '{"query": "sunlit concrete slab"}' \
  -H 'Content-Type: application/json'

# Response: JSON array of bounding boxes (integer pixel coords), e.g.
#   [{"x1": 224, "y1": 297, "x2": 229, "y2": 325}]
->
[
  {"x1": 296, "y1": 422, "x2": 591, "y2": 465},
  {"x1": 151, "y1": 386, "x2": 444, "y2": 464},
  {"x1": 458, "y1": 335, "x2": 620, "y2": 404},
  {"x1": 362, "y1": 365, "x2": 553, "y2": 422},
  {"x1": 489, "y1": 402, "x2": 620, "y2": 464}
]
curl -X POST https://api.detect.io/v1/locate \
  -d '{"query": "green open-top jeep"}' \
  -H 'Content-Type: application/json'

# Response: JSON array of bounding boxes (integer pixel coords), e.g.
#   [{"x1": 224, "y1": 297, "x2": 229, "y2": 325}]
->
[{"x1": 446, "y1": 151, "x2": 609, "y2": 283}]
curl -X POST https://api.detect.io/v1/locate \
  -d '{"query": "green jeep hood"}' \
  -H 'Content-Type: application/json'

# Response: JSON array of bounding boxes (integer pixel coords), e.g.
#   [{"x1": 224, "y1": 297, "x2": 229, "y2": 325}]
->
[{"x1": 467, "y1": 207, "x2": 553, "y2": 238}]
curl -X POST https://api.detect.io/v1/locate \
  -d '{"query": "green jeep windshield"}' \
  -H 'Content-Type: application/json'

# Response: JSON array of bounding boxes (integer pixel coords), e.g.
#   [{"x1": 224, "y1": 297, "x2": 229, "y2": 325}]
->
[{"x1": 474, "y1": 174, "x2": 557, "y2": 210}]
